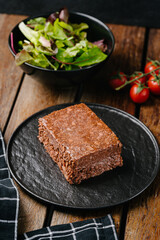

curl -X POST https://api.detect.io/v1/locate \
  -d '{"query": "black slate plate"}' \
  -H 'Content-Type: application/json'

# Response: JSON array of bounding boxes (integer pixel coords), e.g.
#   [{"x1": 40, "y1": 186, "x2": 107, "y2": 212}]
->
[{"x1": 6, "y1": 103, "x2": 160, "y2": 209}]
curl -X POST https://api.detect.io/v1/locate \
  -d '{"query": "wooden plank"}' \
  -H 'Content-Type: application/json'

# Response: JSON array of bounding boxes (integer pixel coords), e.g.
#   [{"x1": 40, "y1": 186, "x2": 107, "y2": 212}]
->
[
  {"x1": 4, "y1": 76, "x2": 77, "y2": 142},
  {"x1": 125, "y1": 28, "x2": 160, "y2": 240},
  {"x1": 4, "y1": 73, "x2": 77, "y2": 234},
  {"x1": 51, "y1": 24, "x2": 146, "y2": 236},
  {"x1": 15, "y1": 183, "x2": 46, "y2": 235},
  {"x1": 81, "y1": 23, "x2": 146, "y2": 114},
  {"x1": 0, "y1": 14, "x2": 27, "y2": 131}
]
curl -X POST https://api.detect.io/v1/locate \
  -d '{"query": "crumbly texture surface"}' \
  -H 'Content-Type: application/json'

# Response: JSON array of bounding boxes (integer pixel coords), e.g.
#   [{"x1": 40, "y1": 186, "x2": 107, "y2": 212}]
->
[{"x1": 38, "y1": 103, "x2": 123, "y2": 184}]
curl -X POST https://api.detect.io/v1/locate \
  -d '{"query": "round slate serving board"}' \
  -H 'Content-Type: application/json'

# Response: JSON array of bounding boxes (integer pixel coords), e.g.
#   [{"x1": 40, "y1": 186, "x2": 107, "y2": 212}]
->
[{"x1": 6, "y1": 103, "x2": 160, "y2": 209}]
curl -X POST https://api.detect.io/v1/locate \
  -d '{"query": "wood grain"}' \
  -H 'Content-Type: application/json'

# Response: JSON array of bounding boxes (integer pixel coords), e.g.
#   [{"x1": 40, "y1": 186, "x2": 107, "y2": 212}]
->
[
  {"x1": 0, "y1": 14, "x2": 27, "y2": 132},
  {"x1": 4, "y1": 72, "x2": 77, "y2": 233},
  {"x1": 81, "y1": 24, "x2": 146, "y2": 115},
  {"x1": 15, "y1": 183, "x2": 46, "y2": 235},
  {"x1": 2, "y1": 13, "x2": 159, "y2": 238},
  {"x1": 51, "y1": 24, "x2": 146, "y2": 236},
  {"x1": 4, "y1": 76, "x2": 77, "y2": 142},
  {"x1": 125, "y1": 28, "x2": 160, "y2": 240}
]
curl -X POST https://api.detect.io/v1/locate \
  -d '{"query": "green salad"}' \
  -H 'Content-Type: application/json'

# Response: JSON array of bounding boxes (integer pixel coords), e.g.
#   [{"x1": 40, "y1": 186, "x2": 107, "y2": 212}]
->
[{"x1": 14, "y1": 8, "x2": 108, "y2": 70}]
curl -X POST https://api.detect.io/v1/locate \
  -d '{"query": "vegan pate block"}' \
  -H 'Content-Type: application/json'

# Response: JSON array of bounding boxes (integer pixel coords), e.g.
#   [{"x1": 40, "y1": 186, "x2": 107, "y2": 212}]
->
[{"x1": 38, "y1": 103, "x2": 123, "y2": 184}]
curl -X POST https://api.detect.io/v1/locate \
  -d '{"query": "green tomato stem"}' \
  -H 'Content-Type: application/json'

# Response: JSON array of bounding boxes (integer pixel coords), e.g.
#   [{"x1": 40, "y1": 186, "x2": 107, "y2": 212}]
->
[{"x1": 115, "y1": 66, "x2": 160, "y2": 90}]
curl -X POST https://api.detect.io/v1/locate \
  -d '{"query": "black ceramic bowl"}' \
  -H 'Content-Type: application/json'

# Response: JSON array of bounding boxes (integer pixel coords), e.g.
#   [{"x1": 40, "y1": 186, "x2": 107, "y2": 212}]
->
[{"x1": 8, "y1": 11, "x2": 115, "y2": 87}]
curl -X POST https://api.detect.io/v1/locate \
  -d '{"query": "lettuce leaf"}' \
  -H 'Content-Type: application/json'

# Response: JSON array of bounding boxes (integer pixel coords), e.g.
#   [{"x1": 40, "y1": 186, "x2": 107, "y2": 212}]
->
[
  {"x1": 19, "y1": 22, "x2": 40, "y2": 46},
  {"x1": 15, "y1": 47, "x2": 57, "y2": 70},
  {"x1": 73, "y1": 47, "x2": 107, "y2": 67},
  {"x1": 56, "y1": 48, "x2": 73, "y2": 63},
  {"x1": 58, "y1": 21, "x2": 73, "y2": 32},
  {"x1": 63, "y1": 40, "x2": 87, "y2": 58},
  {"x1": 71, "y1": 23, "x2": 89, "y2": 35},
  {"x1": 15, "y1": 49, "x2": 33, "y2": 65},
  {"x1": 27, "y1": 17, "x2": 46, "y2": 30},
  {"x1": 45, "y1": 19, "x2": 67, "y2": 40}
]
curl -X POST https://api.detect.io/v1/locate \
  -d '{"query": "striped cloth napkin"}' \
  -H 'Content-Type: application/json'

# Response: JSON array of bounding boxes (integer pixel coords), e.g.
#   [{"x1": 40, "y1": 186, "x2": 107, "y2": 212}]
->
[
  {"x1": 0, "y1": 131, "x2": 19, "y2": 240},
  {"x1": 0, "y1": 130, "x2": 118, "y2": 240}
]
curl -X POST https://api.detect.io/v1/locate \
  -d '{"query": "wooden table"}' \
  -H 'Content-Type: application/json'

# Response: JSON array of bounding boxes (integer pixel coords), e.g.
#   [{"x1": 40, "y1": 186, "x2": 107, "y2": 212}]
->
[{"x1": 1, "y1": 13, "x2": 160, "y2": 240}]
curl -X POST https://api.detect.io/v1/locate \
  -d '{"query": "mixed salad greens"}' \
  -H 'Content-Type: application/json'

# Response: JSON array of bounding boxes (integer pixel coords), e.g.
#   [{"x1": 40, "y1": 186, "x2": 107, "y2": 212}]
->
[{"x1": 13, "y1": 8, "x2": 108, "y2": 70}]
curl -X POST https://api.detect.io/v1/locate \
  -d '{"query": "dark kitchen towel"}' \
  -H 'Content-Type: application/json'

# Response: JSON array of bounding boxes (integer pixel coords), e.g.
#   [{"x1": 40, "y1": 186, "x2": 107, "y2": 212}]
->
[
  {"x1": 0, "y1": 131, "x2": 19, "y2": 240},
  {"x1": 0, "y1": 130, "x2": 118, "y2": 240},
  {"x1": 1, "y1": 0, "x2": 160, "y2": 28},
  {"x1": 18, "y1": 215, "x2": 118, "y2": 240}
]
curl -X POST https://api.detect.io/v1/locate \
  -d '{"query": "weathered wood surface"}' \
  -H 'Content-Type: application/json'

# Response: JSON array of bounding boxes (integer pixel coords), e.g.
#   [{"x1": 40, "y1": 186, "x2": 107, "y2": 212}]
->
[
  {"x1": 4, "y1": 74, "x2": 77, "y2": 234},
  {"x1": 1, "y1": 13, "x2": 77, "y2": 234},
  {"x1": 0, "y1": 14, "x2": 26, "y2": 132},
  {"x1": 124, "y1": 28, "x2": 160, "y2": 240},
  {"x1": 1, "y1": 12, "x2": 160, "y2": 239},
  {"x1": 81, "y1": 24, "x2": 146, "y2": 115},
  {"x1": 51, "y1": 24, "x2": 146, "y2": 237},
  {"x1": 4, "y1": 76, "x2": 77, "y2": 234}
]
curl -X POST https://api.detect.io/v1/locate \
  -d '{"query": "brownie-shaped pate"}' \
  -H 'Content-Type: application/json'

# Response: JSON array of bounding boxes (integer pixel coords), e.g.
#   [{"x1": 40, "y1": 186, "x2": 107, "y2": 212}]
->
[{"x1": 38, "y1": 103, "x2": 123, "y2": 184}]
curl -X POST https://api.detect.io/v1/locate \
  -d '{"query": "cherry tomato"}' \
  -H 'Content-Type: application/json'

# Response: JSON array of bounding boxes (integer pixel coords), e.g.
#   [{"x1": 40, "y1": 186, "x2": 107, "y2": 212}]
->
[
  {"x1": 148, "y1": 75, "x2": 160, "y2": 95},
  {"x1": 144, "y1": 61, "x2": 160, "y2": 78},
  {"x1": 108, "y1": 72, "x2": 127, "y2": 90},
  {"x1": 129, "y1": 72, "x2": 146, "y2": 86},
  {"x1": 130, "y1": 84, "x2": 150, "y2": 103}
]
